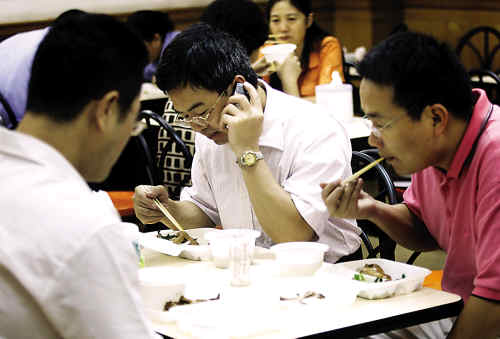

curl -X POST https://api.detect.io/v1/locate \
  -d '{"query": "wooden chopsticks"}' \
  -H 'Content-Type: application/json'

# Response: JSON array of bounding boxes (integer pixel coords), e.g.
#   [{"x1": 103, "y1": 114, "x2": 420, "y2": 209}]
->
[
  {"x1": 341, "y1": 157, "x2": 384, "y2": 185},
  {"x1": 153, "y1": 198, "x2": 199, "y2": 245},
  {"x1": 267, "y1": 34, "x2": 287, "y2": 44}
]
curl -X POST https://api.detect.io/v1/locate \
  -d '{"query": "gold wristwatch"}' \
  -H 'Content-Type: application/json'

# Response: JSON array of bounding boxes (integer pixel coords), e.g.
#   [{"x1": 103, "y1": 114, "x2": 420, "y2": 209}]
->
[{"x1": 237, "y1": 150, "x2": 264, "y2": 168}]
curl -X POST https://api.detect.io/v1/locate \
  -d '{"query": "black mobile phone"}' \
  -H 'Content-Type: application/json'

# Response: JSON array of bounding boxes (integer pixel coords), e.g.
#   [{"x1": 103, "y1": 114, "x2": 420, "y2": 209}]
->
[{"x1": 234, "y1": 82, "x2": 250, "y2": 100}]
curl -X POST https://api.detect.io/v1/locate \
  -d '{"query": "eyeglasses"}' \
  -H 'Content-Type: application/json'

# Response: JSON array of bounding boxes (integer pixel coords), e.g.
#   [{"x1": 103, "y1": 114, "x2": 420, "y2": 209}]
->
[
  {"x1": 174, "y1": 90, "x2": 227, "y2": 127},
  {"x1": 362, "y1": 114, "x2": 405, "y2": 138}
]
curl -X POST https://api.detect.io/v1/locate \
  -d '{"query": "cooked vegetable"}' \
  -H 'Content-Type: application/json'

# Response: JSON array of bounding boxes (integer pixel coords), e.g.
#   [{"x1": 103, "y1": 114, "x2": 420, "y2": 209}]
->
[
  {"x1": 156, "y1": 231, "x2": 199, "y2": 245},
  {"x1": 280, "y1": 291, "x2": 325, "y2": 304},
  {"x1": 163, "y1": 294, "x2": 220, "y2": 311}
]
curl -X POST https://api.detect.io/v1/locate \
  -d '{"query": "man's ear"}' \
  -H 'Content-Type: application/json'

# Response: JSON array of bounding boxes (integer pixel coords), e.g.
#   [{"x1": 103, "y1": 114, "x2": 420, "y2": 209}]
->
[
  {"x1": 233, "y1": 74, "x2": 246, "y2": 84},
  {"x1": 425, "y1": 104, "x2": 449, "y2": 136},
  {"x1": 153, "y1": 33, "x2": 162, "y2": 43},
  {"x1": 94, "y1": 90, "x2": 119, "y2": 132}
]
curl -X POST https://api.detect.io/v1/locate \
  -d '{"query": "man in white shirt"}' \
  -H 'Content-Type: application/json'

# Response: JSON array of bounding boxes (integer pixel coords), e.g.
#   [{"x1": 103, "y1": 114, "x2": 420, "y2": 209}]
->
[
  {"x1": 0, "y1": 13, "x2": 160, "y2": 338},
  {"x1": 133, "y1": 24, "x2": 361, "y2": 262}
]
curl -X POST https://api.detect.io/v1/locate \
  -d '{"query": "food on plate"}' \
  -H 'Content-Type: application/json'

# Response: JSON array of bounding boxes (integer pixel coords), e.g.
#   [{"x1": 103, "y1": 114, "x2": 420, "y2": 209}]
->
[
  {"x1": 156, "y1": 230, "x2": 199, "y2": 245},
  {"x1": 163, "y1": 294, "x2": 220, "y2": 311},
  {"x1": 280, "y1": 291, "x2": 325, "y2": 304},
  {"x1": 353, "y1": 263, "x2": 400, "y2": 283}
]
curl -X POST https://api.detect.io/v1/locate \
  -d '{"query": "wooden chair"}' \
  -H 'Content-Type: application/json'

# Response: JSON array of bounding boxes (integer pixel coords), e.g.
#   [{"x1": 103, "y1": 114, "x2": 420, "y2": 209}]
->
[{"x1": 456, "y1": 26, "x2": 500, "y2": 73}]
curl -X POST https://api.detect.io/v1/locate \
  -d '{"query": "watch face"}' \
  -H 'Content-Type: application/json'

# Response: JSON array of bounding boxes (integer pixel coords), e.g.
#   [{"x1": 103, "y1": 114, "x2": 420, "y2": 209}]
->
[{"x1": 243, "y1": 152, "x2": 256, "y2": 166}]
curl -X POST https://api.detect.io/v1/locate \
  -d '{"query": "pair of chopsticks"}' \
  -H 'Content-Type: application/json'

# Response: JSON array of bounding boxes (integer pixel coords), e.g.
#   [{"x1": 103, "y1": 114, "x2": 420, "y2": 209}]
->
[
  {"x1": 341, "y1": 157, "x2": 384, "y2": 185},
  {"x1": 267, "y1": 34, "x2": 287, "y2": 44},
  {"x1": 153, "y1": 198, "x2": 199, "y2": 245}
]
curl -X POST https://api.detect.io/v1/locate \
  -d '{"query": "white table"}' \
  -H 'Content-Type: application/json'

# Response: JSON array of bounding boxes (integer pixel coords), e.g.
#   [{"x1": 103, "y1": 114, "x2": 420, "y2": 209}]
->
[{"x1": 142, "y1": 250, "x2": 462, "y2": 339}]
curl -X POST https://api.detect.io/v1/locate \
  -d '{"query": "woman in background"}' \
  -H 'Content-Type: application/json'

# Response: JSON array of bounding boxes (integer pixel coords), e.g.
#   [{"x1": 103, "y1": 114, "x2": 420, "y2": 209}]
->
[{"x1": 260, "y1": 0, "x2": 344, "y2": 97}]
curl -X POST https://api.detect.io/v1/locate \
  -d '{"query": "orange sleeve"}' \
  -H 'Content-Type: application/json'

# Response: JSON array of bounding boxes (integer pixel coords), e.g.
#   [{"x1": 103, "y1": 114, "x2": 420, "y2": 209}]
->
[{"x1": 317, "y1": 36, "x2": 344, "y2": 85}]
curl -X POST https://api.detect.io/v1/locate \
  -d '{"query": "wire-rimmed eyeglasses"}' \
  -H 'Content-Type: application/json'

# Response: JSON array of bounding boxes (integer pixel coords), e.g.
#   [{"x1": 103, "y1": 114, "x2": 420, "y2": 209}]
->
[
  {"x1": 362, "y1": 114, "x2": 405, "y2": 138},
  {"x1": 174, "y1": 90, "x2": 227, "y2": 127}
]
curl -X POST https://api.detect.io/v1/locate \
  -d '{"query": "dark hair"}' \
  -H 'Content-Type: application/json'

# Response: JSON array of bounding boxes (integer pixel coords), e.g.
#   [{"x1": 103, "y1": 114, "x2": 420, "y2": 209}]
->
[
  {"x1": 127, "y1": 10, "x2": 175, "y2": 42},
  {"x1": 266, "y1": 0, "x2": 330, "y2": 90},
  {"x1": 54, "y1": 9, "x2": 86, "y2": 22},
  {"x1": 156, "y1": 23, "x2": 258, "y2": 94},
  {"x1": 27, "y1": 13, "x2": 148, "y2": 122},
  {"x1": 200, "y1": 0, "x2": 268, "y2": 56},
  {"x1": 358, "y1": 31, "x2": 473, "y2": 121}
]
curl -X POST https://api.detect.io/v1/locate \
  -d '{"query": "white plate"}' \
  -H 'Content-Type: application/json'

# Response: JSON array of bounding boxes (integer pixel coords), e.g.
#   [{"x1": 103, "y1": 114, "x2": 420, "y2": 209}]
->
[
  {"x1": 329, "y1": 258, "x2": 431, "y2": 299},
  {"x1": 139, "y1": 228, "x2": 218, "y2": 261}
]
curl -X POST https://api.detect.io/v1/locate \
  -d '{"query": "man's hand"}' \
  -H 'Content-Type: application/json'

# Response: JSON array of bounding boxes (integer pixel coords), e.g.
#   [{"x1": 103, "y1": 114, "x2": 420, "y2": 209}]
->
[
  {"x1": 133, "y1": 185, "x2": 170, "y2": 224},
  {"x1": 222, "y1": 82, "x2": 264, "y2": 157},
  {"x1": 320, "y1": 178, "x2": 376, "y2": 220}
]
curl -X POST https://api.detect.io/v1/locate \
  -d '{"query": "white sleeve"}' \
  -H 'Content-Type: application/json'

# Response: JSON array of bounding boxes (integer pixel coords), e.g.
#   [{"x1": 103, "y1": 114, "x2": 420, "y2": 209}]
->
[
  {"x1": 283, "y1": 123, "x2": 354, "y2": 235},
  {"x1": 180, "y1": 136, "x2": 221, "y2": 225},
  {"x1": 42, "y1": 224, "x2": 161, "y2": 339}
]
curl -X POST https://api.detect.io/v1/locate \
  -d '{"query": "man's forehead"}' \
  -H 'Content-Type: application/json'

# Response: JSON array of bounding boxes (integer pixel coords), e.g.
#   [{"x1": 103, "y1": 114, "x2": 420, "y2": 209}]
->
[
  {"x1": 360, "y1": 79, "x2": 398, "y2": 118},
  {"x1": 168, "y1": 87, "x2": 208, "y2": 112}
]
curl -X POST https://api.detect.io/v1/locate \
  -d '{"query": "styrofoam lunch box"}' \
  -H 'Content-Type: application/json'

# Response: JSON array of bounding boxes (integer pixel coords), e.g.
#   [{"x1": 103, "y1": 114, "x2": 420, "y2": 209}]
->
[{"x1": 328, "y1": 258, "x2": 431, "y2": 299}]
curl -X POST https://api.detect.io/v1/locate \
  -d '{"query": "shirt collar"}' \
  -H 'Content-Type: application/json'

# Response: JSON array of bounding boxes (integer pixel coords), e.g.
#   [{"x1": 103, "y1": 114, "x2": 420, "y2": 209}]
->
[
  {"x1": 447, "y1": 88, "x2": 492, "y2": 179},
  {"x1": 258, "y1": 80, "x2": 285, "y2": 151}
]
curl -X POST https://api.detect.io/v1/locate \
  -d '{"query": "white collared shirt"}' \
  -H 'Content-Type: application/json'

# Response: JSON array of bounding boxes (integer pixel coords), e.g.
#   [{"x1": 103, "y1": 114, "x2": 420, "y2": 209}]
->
[
  {"x1": 0, "y1": 128, "x2": 159, "y2": 338},
  {"x1": 181, "y1": 82, "x2": 361, "y2": 262}
]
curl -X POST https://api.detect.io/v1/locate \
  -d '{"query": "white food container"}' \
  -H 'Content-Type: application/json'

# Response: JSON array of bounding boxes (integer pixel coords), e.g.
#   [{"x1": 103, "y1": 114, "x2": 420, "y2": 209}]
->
[
  {"x1": 139, "y1": 228, "x2": 217, "y2": 261},
  {"x1": 261, "y1": 43, "x2": 296, "y2": 64},
  {"x1": 331, "y1": 258, "x2": 431, "y2": 299},
  {"x1": 271, "y1": 242, "x2": 329, "y2": 277}
]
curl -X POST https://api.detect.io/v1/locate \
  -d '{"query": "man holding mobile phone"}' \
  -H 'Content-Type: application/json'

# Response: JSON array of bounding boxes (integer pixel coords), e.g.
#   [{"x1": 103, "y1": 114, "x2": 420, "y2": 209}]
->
[{"x1": 133, "y1": 23, "x2": 361, "y2": 262}]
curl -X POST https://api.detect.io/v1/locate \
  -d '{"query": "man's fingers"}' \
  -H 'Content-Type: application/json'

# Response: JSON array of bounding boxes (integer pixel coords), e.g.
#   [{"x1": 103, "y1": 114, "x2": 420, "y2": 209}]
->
[{"x1": 320, "y1": 180, "x2": 342, "y2": 200}]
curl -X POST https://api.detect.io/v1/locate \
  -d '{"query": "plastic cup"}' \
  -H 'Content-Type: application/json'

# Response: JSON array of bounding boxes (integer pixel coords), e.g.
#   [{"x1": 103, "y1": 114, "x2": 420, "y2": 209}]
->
[{"x1": 206, "y1": 229, "x2": 260, "y2": 275}]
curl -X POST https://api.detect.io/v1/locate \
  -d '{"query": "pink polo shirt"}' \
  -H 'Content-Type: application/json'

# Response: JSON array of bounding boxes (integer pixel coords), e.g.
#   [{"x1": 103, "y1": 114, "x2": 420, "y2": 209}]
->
[{"x1": 404, "y1": 89, "x2": 500, "y2": 303}]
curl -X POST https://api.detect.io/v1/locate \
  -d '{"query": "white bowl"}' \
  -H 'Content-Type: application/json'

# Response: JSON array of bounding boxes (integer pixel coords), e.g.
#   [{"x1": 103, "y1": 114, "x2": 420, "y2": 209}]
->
[
  {"x1": 271, "y1": 242, "x2": 329, "y2": 276},
  {"x1": 138, "y1": 267, "x2": 186, "y2": 311},
  {"x1": 205, "y1": 229, "x2": 260, "y2": 268},
  {"x1": 261, "y1": 43, "x2": 296, "y2": 64}
]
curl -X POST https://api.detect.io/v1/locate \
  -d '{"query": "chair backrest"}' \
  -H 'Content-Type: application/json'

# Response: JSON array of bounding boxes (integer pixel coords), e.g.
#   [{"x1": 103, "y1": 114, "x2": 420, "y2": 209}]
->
[
  {"x1": 353, "y1": 150, "x2": 422, "y2": 264},
  {"x1": 352, "y1": 151, "x2": 397, "y2": 260},
  {"x1": 87, "y1": 118, "x2": 160, "y2": 191},
  {"x1": 469, "y1": 68, "x2": 500, "y2": 104},
  {"x1": 139, "y1": 109, "x2": 194, "y2": 200},
  {"x1": 456, "y1": 26, "x2": 500, "y2": 72}
]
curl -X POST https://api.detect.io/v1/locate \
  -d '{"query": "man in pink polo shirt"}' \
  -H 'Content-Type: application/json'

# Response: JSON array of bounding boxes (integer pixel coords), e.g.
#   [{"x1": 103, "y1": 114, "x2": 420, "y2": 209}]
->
[{"x1": 321, "y1": 31, "x2": 500, "y2": 338}]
